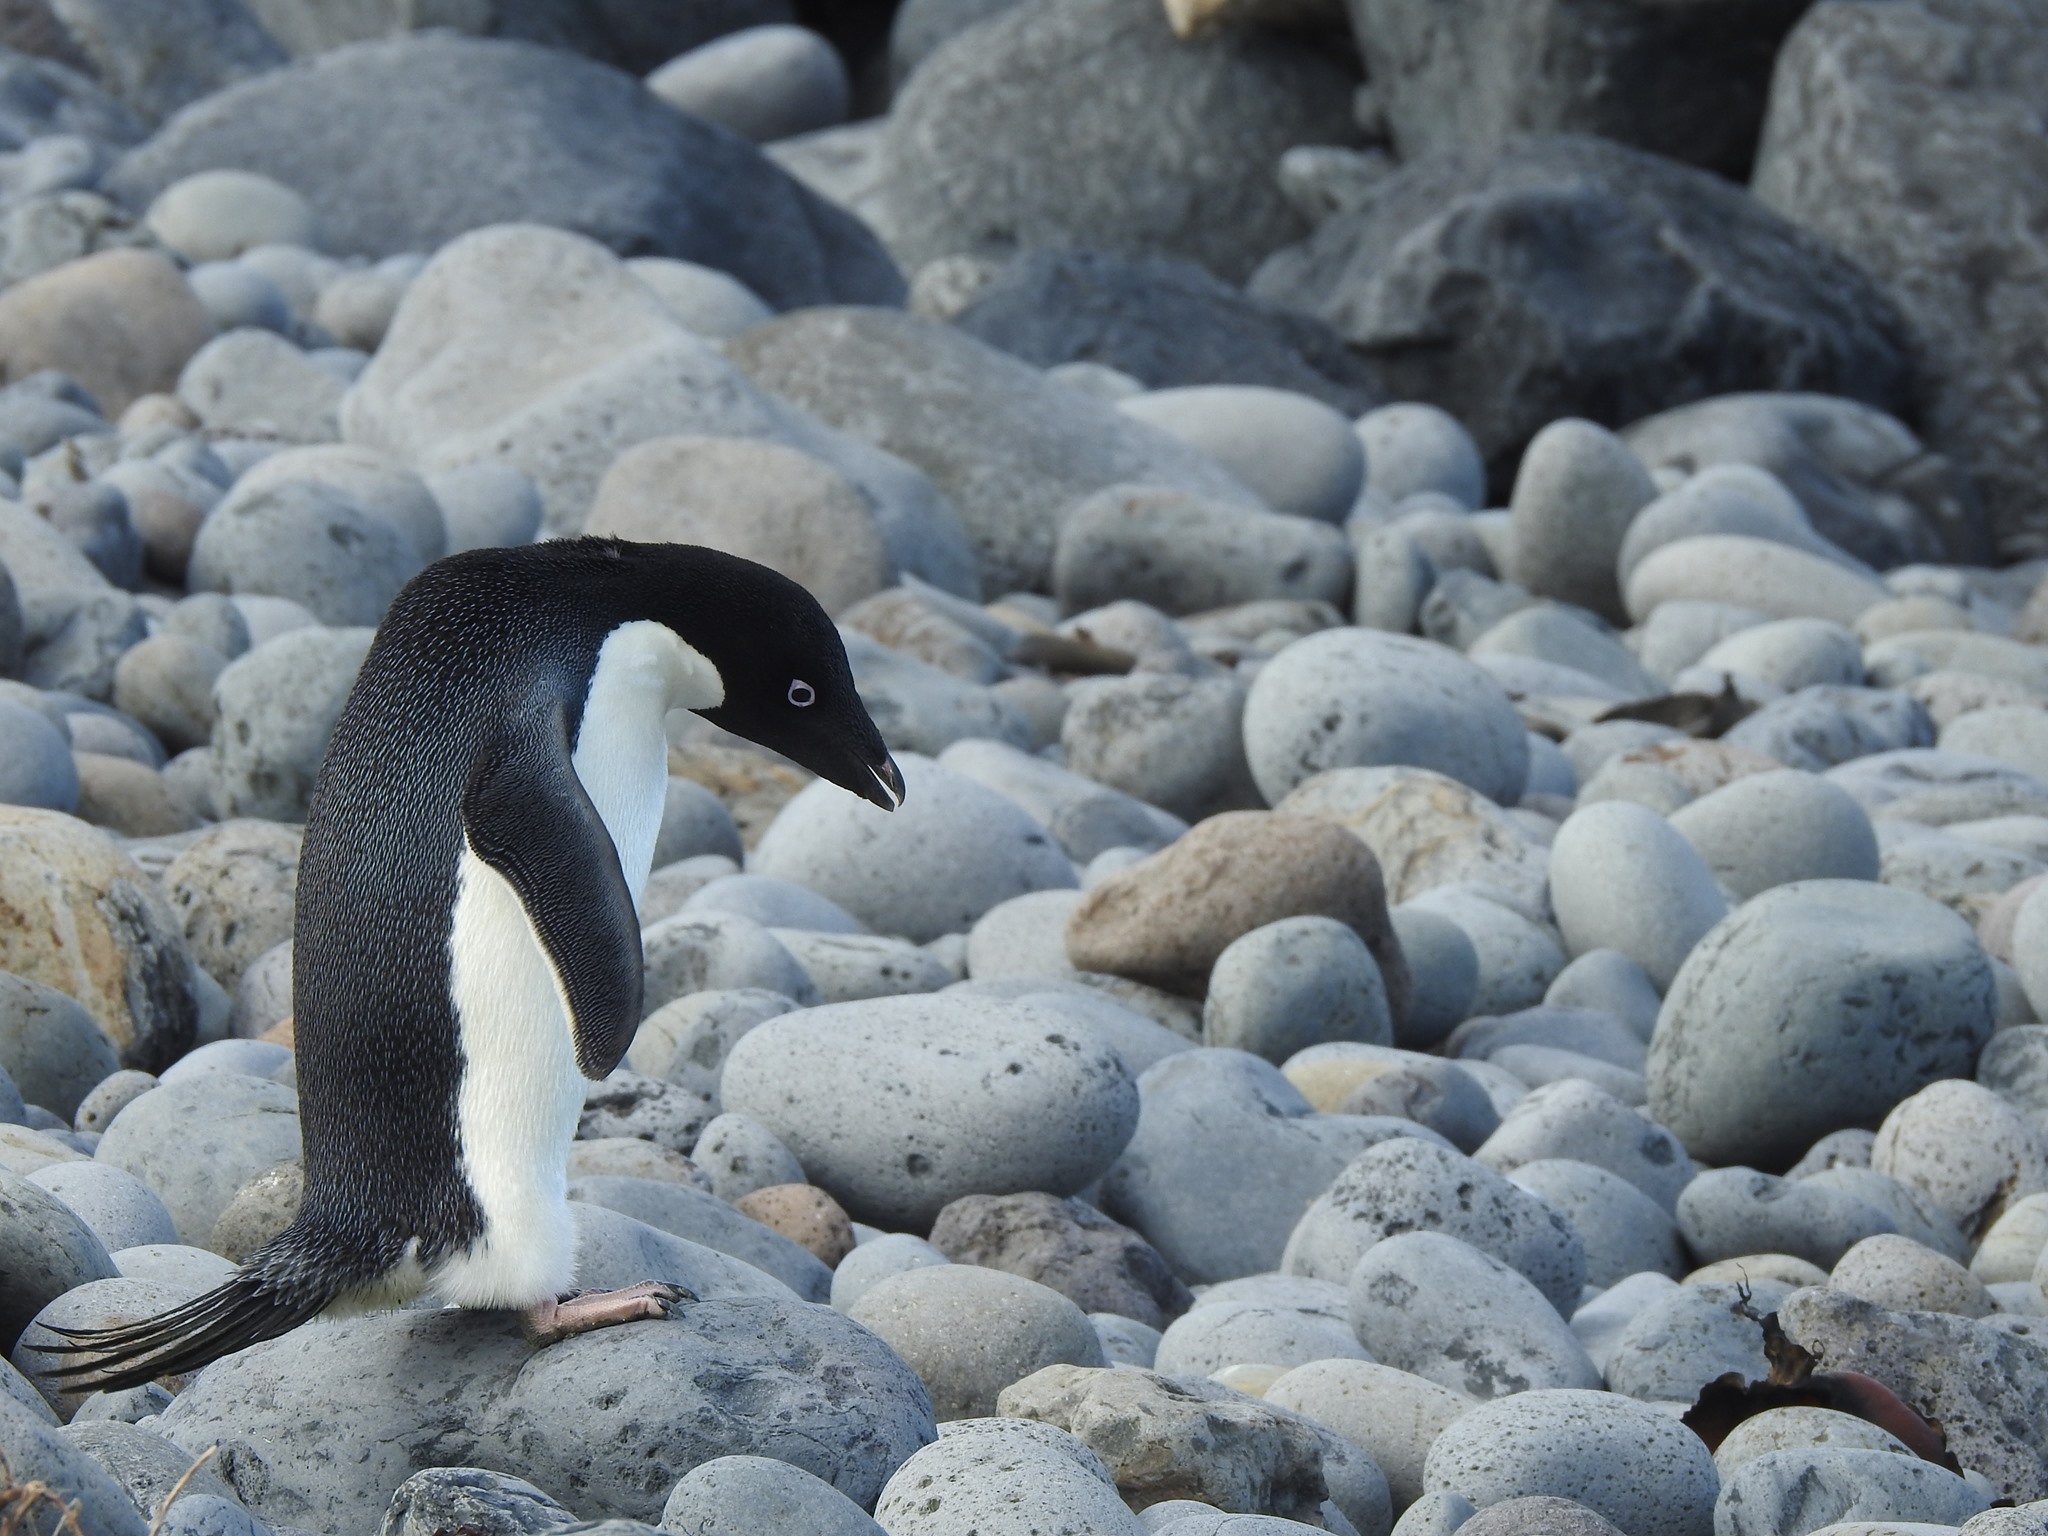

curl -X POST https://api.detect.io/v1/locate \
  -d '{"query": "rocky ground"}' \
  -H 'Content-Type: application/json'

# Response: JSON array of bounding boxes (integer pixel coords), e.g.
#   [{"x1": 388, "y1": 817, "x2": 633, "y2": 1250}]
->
[{"x1": 3, "y1": 0, "x2": 2048, "y2": 1534}]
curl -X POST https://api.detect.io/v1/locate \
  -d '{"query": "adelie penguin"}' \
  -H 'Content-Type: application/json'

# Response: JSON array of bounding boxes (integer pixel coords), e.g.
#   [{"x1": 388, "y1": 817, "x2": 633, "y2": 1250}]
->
[{"x1": 44, "y1": 538, "x2": 902, "y2": 1390}]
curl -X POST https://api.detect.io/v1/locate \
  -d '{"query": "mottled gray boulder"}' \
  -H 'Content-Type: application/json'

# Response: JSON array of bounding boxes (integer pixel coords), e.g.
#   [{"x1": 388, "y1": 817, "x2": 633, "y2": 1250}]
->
[
  {"x1": 379, "y1": 1466, "x2": 575, "y2": 1536},
  {"x1": 1287, "y1": 1137, "x2": 1585, "y2": 1312},
  {"x1": 155, "y1": 1300, "x2": 935, "y2": 1534},
  {"x1": 105, "y1": 35, "x2": 900, "y2": 309},
  {"x1": 92, "y1": 1073, "x2": 301, "y2": 1244},
  {"x1": 719, "y1": 994, "x2": 1137, "y2": 1229},
  {"x1": 206, "y1": 625, "x2": 371, "y2": 821},
  {"x1": 1719, "y1": 1446, "x2": 1989, "y2": 1536},
  {"x1": 880, "y1": 0, "x2": 1357, "y2": 283},
  {"x1": 1422, "y1": 1389, "x2": 1717, "y2": 1536},
  {"x1": 726, "y1": 306, "x2": 1259, "y2": 594},
  {"x1": 950, "y1": 248, "x2": 1381, "y2": 414},
  {"x1": 1752, "y1": 0, "x2": 2048, "y2": 557},
  {"x1": 928, "y1": 1191, "x2": 1190, "y2": 1332},
  {"x1": 1250, "y1": 136, "x2": 1914, "y2": 486},
  {"x1": 1648, "y1": 880, "x2": 1997, "y2": 1168},
  {"x1": 1347, "y1": 1231, "x2": 1599, "y2": 1400},
  {"x1": 1345, "y1": 0, "x2": 1809, "y2": 178}
]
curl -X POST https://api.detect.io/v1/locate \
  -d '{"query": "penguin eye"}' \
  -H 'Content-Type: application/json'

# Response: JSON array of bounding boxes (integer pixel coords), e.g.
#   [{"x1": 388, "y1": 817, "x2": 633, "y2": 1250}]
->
[{"x1": 788, "y1": 679, "x2": 816, "y2": 707}]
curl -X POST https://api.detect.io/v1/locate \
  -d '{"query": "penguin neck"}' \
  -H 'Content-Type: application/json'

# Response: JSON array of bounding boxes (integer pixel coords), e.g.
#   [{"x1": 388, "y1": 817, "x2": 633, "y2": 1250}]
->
[{"x1": 570, "y1": 619, "x2": 721, "y2": 905}]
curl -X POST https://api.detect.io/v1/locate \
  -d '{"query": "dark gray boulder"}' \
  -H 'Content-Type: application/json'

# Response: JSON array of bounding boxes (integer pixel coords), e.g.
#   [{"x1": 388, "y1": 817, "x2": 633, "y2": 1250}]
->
[
  {"x1": 880, "y1": 0, "x2": 1358, "y2": 283},
  {"x1": 1345, "y1": 0, "x2": 1813, "y2": 179},
  {"x1": 1249, "y1": 134, "x2": 1916, "y2": 489},
  {"x1": 102, "y1": 34, "x2": 902, "y2": 310},
  {"x1": 1752, "y1": 0, "x2": 2048, "y2": 560},
  {"x1": 157, "y1": 1300, "x2": 935, "y2": 1535},
  {"x1": 951, "y1": 248, "x2": 1381, "y2": 415}
]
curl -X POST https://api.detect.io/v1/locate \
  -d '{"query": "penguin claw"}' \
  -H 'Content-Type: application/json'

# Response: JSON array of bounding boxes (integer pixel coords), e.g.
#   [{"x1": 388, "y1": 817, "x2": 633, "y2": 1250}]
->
[{"x1": 520, "y1": 1280, "x2": 694, "y2": 1344}]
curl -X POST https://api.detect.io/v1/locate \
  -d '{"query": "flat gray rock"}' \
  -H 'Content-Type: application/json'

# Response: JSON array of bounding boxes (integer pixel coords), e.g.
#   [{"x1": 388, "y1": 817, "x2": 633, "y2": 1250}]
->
[{"x1": 156, "y1": 1299, "x2": 935, "y2": 1534}]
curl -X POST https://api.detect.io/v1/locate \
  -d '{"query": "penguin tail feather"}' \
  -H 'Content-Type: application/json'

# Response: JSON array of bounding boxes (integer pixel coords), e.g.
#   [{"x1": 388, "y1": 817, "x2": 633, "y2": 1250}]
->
[{"x1": 34, "y1": 1274, "x2": 330, "y2": 1393}]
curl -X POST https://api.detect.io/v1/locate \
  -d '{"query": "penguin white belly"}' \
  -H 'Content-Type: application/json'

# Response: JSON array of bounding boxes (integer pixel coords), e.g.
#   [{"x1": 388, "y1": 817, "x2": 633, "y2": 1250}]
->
[
  {"x1": 436, "y1": 849, "x2": 584, "y2": 1306},
  {"x1": 436, "y1": 621, "x2": 723, "y2": 1306}
]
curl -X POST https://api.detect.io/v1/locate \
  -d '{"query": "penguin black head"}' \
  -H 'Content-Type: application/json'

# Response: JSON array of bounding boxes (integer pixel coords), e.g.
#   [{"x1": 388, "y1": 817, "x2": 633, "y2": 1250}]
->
[{"x1": 637, "y1": 543, "x2": 904, "y2": 812}]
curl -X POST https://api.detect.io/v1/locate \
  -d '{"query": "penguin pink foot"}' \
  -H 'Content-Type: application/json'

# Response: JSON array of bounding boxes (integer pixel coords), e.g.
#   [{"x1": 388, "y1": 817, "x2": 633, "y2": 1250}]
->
[{"x1": 521, "y1": 1281, "x2": 693, "y2": 1345}]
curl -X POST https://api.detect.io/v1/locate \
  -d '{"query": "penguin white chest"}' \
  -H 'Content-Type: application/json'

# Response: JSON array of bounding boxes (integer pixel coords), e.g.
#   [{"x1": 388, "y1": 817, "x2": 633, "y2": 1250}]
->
[
  {"x1": 436, "y1": 621, "x2": 723, "y2": 1306},
  {"x1": 569, "y1": 620, "x2": 725, "y2": 906}
]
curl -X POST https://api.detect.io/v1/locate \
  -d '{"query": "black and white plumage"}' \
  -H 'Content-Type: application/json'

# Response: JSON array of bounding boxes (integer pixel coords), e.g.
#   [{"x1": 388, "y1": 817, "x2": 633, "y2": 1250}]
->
[{"x1": 45, "y1": 539, "x2": 900, "y2": 1390}]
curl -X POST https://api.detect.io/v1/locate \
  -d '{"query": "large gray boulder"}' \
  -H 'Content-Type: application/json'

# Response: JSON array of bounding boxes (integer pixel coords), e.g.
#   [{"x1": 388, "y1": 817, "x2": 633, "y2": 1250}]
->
[
  {"x1": 1344, "y1": 0, "x2": 1812, "y2": 178},
  {"x1": 1751, "y1": 0, "x2": 2048, "y2": 558},
  {"x1": 725, "y1": 307, "x2": 1259, "y2": 594},
  {"x1": 1250, "y1": 134, "x2": 1915, "y2": 487},
  {"x1": 950, "y1": 248, "x2": 1381, "y2": 416},
  {"x1": 103, "y1": 34, "x2": 902, "y2": 309},
  {"x1": 156, "y1": 1301, "x2": 935, "y2": 1534},
  {"x1": 879, "y1": 0, "x2": 1357, "y2": 282}
]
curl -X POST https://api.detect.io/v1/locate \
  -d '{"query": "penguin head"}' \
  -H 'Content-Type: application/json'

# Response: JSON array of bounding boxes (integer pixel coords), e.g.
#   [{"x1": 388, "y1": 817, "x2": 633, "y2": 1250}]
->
[{"x1": 681, "y1": 561, "x2": 903, "y2": 813}]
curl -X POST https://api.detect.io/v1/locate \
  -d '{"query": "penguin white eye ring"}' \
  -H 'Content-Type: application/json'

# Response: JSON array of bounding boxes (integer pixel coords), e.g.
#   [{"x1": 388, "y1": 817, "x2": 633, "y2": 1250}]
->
[{"x1": 788, "y1": 679, "x2": 815, "y2": 707}]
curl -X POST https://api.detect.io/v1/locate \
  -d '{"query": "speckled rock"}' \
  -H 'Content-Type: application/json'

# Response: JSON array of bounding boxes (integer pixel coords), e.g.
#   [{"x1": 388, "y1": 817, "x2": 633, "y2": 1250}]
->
[
  {"x1": 719, "y1": 994, "x2": 1136, "y2": 1229},
  {"x1": 1244, "y1": 629, "x2": 1529, "y2": 807},
  {"x1": 1831, "y1": 1233, "x2": 1994, "y2": 1318},
  {"x1": 873, "y1": 1417, "x2": 1144, "y2": 1536},
  {"x1": 1871, "y1": 1078, "x2": 2048, "y2": 1243},
  {"x1": 1287, "y1": 1138, "x2": 1584, "y2": 1312},
  {"x1": 1061, "y1": 671, "x2": 1262, "y2": 823},
  {"x1": 1475, "y1": 1079, "x2": 1692, "y2": 1213},
  {"x1": 1347, "y1": 1232, "x2": 1599, "y2": 1400},
  {"x1": 750, "y1": 754, "x2": 1075, "y2": 942},
  {"x1": 1716, "y1": 1448, "x2": 1988, "y2": 1536},
  {"x1": 928, "y1": 1191, "x2": 1191, "y2": 1332},
  {"x1": 1422, "y1": 1389, "x2": 1717, "y2": 1536},
  {"x1": 207, "y1": 625, "x2": 372, "y2": 821},
  {"x1": 847, "y1": 1265, "x2": 1106, "y2": 1420},
  {"x1": 93, "y1": 1073, "x2": 300, "y2": 1245},
  {"x1": 1507, "y1": 1159, "x2": 1687, "y2": 1286},
  {"x1": 1648, "y1": 881, "x2": 1997, "y2": 1168},
  {"x1": 158, "y1": 819, "x2": 299, "y2": 991},
  {"x1": 1266, "y1": 1359, "x2": 1472, "y2": 1512}
]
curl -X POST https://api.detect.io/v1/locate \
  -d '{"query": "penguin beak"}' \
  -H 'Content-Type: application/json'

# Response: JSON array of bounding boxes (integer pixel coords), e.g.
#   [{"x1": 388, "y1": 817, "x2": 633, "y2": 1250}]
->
[{"x1": 860, "y1": 754, "x2": 905, "y2": 812}]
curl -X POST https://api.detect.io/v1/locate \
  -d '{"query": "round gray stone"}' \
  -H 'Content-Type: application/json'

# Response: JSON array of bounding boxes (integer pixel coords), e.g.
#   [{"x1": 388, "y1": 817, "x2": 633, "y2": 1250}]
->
[
  {"x1": 1204, "y1": 917, "x2": 1392, "y2": 1063},
  {"x1": 1422, "y1": 1388, "x2": 1716, "y2": 1536},
  {"x1": 1117, "y1": 386, "x2": 1364, "y2": 523},
  {"x1": 26, "y1": 1159, "x2": 176, "y2": 1252},
  {"x1": 1347, "y1": 1231, "x2": 1599, "y2": 1400},
  {"x1": 207, "y1": 625, "x2": 372, "y2": 820},
  {"x1": 187, "y1": 480, "x2": 420, "y2": 626},
  {"x1": 1506, "y1": 1158, "x2": 1686, "y2": 1287},
  {"x1": 1648, "y1": 880, "x2": 1997, "y2": 1168},
  {"x1": 719, "y1": 994, "x2": 1137, "y2": 1229},
  {"x1": 0, "y1": 698, "x2": 79, "y2": 810},
  {"x1": 1244, "y1": 629, "x2": 1529, "y2": 806},
  {"x1": 1385, "y1": 907, "x2": 1479, "y2": 1050},
  {"x1": 1666, "y1": 769, "x2": 1879, "y2": 900},
  {"x1": 92, "y1": 1073, "x2": 301, "y2": 1244},
  {"x1": 0, "y1": 1165, "x2": 117, "y2": 1353},
  {"x1": 0, "y1": 970, "x2": 118, "y2": 1120},
  {"x1": 1547, "y1": 800, "x2": 1728, "y2": 990},
  {"x1": 1356, "y1": 404, "x2": 1485, "y2": 510},
  {"x1": 846, "y1": 1265, "x2": 1107, "y2": 1421}
]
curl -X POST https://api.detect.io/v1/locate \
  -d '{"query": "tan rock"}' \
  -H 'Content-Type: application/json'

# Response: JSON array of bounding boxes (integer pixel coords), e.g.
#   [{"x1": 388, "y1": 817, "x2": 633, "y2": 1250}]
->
[
  {"x1": 584, "y1": 434, "x2": 892, "y2": 616},
  {"x1": 70, "y1": 751, "x2": 194, "y2": 838},
  {"x1": 735, "y1": 1182, "x2": 854, "y2": 1267},
  {"x1": 1064, "y1": 810, "x2": 1408, "y2": 1016},
  {"x1": 210, "y1": 1160, "x2": 303, "y2": 1263},
  {"x1": 997, "y1": 1363, "x2": 1331, "y2": 1521},
  {"x1": 0, "y1": 807, "x2": 199, "y2": 1069},
  {"x1": 0, "y1": 248, "x2": 213, "y2": 414},
  {"x1": 840, "y1": 588, "x2": 1006, "y2": 682},
  {"x1": 161, "y1": 819, "x2": 302, "y2": 991},
  {"x1": 1277, "y1": 765, "x2": 1551, "y2": 921},
  {"x1": 257, "y1": 1015, "x2": 295, "y2": 1049}
]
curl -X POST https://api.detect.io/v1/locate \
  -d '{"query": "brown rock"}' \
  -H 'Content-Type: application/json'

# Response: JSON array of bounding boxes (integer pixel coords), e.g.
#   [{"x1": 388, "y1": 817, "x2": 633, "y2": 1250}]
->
[
  {"x1": 996, "y1": 1363, "x2": 1330, "y2": 1521},
  {"x1": 585, "y1": 435, "x2": 892, "y2": 616},
  {"x1": 69, "y1": 752, "x2": 193, "y2": 838},
  {"x1": 160, "y1": 818, "x2": 301, "y2": 991},
  {"x1": 928, "y1": 1191, "x2": 1193, "y2": 1331},
  {"x1": 0, "y1": 248, "x2": 213, "y2": 415},
  {"x1": 735, "y1": 1182, "x2": 854, "y2": 1267},
  {"x1": 209, "y1": 1160, "x2": 302, "y2": 1263},
  {"x1": 0, "y1": 807, "x2": 199, "y2": 1070},
  {"x1": 1064, "y1": 810, "x2": 1409, "y2": 1018}
]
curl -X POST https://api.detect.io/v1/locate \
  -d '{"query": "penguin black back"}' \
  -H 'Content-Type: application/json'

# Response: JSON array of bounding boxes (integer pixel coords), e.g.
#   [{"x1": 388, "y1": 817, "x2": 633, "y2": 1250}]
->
[{"x1": 43, "y1": 540, "x2": 898, "y2": 1389}]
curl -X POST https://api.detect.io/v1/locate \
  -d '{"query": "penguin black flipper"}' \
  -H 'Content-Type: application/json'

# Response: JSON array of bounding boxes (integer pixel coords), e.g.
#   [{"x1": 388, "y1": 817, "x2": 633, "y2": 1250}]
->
[{"x1": 462, "y1": 697, "x2": 644, "y2": 1079}]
